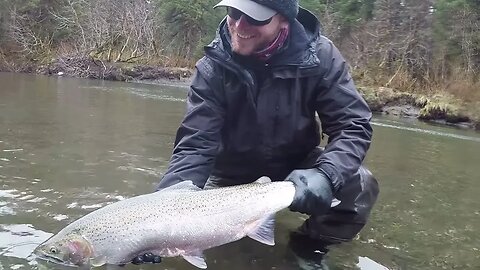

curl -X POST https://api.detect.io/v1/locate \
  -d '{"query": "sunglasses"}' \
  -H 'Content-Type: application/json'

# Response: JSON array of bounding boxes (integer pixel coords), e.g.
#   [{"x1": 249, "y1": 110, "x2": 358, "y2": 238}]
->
[{"x1": 227, "y1": 7, "x2": 274, "y2": 26}]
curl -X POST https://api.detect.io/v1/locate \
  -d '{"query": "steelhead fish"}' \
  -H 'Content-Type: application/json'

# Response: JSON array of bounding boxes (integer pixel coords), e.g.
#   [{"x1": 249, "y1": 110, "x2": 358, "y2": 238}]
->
[{"x1": 33, "y1": 177, "x2": 296, "y2": 268}]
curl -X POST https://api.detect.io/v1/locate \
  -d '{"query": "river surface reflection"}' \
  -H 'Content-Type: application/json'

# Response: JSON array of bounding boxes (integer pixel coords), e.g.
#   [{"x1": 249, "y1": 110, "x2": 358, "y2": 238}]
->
[{"x1": 1, "y1": 72, "x2": 479, "y2": 269}]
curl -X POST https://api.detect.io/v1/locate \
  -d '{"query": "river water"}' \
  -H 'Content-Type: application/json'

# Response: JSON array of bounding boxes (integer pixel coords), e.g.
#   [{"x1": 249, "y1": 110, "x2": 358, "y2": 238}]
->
[{"x1": 0, "y1": 72, "x2": 479, "y2": 270}]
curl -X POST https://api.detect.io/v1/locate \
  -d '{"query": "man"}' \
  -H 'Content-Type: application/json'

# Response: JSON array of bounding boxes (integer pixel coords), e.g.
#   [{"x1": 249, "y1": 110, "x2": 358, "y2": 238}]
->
[{"x1": 133, "y1": 0, "x2": 379, "y2": 268}]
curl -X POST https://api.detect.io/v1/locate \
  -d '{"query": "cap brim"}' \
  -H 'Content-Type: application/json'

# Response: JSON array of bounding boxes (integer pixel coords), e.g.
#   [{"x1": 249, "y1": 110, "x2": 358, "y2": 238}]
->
[{"x1": 214, "y1": 0, "x2": 276, "y2": 21}]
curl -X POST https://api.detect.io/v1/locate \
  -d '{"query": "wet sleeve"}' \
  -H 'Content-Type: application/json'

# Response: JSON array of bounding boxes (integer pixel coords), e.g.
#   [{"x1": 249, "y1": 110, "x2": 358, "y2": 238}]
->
[
  {"x1": 314, "y1": 37, "x2": 373, "y2": 192},
  {"x1": 157, "y1": 64, "x2": 225, "y2": 190}
]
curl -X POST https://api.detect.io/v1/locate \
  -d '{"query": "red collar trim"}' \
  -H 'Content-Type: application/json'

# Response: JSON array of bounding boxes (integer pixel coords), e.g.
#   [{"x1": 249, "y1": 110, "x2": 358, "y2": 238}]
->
[{"x1": 252, "y1": 26, "x2": 290, "y2": 61}]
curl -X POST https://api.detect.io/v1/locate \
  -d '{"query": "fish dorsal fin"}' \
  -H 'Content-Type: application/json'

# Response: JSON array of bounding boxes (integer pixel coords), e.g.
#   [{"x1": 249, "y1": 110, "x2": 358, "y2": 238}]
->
[
  {"x1": 254, "y1": 176, "x2": 272, "y2": 184},
  {"x1": 181, "y1": 250, "x2": 207, "y2": 269},
  {"x1": 161, "y1": 181, "x2": 202, "y2": 192},
  {"x1": 247, "y1": 214, "x2": 275, "y2": 246}
]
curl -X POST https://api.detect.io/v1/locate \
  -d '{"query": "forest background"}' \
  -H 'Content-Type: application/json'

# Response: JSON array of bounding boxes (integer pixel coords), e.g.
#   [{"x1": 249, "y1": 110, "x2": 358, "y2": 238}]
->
[{"x1": 0, "y1": 0, "x2": 479, "y2": 128}]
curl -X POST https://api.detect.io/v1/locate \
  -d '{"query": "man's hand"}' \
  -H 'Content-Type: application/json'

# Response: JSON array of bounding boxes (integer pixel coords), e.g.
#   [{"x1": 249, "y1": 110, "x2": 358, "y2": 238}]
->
[
  {"x1": 285, "y1": 168, "x2": 333, "y2": 216},
  {"x1": 131, "y1": 252, "x2": 162, "y2": 265}
]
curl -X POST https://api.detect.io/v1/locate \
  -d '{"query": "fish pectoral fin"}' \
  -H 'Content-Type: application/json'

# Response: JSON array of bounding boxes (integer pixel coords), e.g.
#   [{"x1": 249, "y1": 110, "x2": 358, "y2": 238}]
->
[
  {"x1": 247, "y1": 214, "x2": 275, "y2": 246},
  {"x1": 254, "y1": 176, "x2": 272, "y2": 184},
  {"x1": 181, "y1": 250, "x2": 207, "y2": 269},
  {"x1": 89, "y1": 255, "x2": 107, "y2": 267},
  {"x1": 161, "y1": 181, "x2": 202, "y2": 192}
]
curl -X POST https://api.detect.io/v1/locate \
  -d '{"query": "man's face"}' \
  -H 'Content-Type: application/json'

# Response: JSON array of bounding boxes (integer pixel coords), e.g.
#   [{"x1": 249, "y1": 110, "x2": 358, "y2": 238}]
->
[{"x1": 227, "y1": 11, "x2": 288, "y2": 56}]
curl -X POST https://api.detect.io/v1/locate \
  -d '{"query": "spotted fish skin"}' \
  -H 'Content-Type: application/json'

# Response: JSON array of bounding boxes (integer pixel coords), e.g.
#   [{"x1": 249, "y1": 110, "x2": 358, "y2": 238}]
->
[{"x1": 34, "y1": 177, "x2": 296, "y2": 268}]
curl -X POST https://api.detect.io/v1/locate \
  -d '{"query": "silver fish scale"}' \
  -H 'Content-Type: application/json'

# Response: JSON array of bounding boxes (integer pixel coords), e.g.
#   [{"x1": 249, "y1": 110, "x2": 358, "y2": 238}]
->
[{"x1": 44, "y1": 180, "x2": 295, "y2": 265}]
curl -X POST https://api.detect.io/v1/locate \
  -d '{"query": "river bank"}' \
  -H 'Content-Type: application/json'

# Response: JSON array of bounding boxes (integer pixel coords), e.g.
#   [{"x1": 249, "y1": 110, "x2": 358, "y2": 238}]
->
[
  {"x1": 1, "y1": 55, "x2": 478, "y2": 131},
  {"x1": 358, "y1": 86, "x2": 480, "y2": 131}
]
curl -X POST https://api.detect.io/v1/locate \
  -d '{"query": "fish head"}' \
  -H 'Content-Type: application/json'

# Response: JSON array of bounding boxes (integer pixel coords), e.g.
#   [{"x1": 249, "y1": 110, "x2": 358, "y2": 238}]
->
[{"x1": 33, "y1": 234, "x2": 94, "y2": 266}]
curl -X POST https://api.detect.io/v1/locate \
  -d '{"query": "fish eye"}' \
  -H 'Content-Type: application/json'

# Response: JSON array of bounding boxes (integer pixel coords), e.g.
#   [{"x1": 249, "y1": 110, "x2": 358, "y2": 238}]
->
[{"x1": 49, "y1": 246, "x2": 58, "y2": 254}]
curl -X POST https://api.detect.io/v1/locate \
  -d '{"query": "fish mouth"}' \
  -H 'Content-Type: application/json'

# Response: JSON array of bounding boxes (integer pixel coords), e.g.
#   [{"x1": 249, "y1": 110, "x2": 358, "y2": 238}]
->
[{"x1": 34, "y1": 251, "x2": 76, "y2": 267}]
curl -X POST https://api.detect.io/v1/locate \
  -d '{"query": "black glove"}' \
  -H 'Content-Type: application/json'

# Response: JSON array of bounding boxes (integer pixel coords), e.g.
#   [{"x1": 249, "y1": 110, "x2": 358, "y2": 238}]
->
[
  {"x1": 285, "y1": 168, "x2": 333, "y2": 216},
  {"x1": 131, "y1": 252, "x2": 162, "y2": 265}
]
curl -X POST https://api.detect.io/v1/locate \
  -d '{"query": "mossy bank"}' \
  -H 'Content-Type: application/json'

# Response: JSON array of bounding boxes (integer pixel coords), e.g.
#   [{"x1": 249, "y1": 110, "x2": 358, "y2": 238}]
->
[{"x1": 358, "y1": 86, "x2": 480, "y2": 131}]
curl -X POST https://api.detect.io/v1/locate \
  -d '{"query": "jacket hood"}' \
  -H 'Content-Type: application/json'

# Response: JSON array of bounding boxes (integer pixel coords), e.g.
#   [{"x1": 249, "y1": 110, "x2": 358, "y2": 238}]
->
[{"x1": 205, "y1": 7, "x2": 322, "y2": 68}]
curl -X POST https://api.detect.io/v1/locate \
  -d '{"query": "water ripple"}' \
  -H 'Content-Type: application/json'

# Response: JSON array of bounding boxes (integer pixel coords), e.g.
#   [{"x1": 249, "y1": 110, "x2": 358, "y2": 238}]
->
[
  {"x1": 0, "y1": 190, "x2": 19, "y2": 198},
  {"x1": 0, "y1": 224, "x2": 52, "y2": 260},
  {"x1": 2, "y1": 149, "x2": 23, "y2": 153},
  {"x1": 80, "y1": 204, "x2": 103, "y2": 210},
  {"x1": 371, "y1": 122, "x2": 480, "y2": 142},
  {"x1": 0, "y1": 206, "x2": 15, "y2": 216}
]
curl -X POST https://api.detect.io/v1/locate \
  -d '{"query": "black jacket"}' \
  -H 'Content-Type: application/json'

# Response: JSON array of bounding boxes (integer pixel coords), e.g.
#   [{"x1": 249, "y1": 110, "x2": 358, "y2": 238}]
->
[{"x1": 158, "y1": 8, "x2": 372, "y2": 192}]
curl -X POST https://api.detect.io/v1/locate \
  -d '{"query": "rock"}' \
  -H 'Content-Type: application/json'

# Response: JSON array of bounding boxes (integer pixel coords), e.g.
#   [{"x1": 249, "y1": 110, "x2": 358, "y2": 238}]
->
[{"x1": 382, "y1": 105, "x2": 420, "y2": 118}]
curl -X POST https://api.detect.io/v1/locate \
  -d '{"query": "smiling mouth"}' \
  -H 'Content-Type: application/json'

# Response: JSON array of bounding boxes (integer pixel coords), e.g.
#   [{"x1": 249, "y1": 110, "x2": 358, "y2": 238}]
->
[{"x1": 237, "y1": 33, "x2": 254, "y2": 39}]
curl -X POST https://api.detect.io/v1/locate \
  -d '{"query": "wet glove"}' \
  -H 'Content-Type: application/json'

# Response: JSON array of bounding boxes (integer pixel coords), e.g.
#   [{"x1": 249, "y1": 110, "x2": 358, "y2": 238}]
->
[
  {"x1": 286, "y1": 168, "x2": 333, "y2": 216},
  {"x1": 131, "y1": 252, "x2": 162, "y2": 265}
]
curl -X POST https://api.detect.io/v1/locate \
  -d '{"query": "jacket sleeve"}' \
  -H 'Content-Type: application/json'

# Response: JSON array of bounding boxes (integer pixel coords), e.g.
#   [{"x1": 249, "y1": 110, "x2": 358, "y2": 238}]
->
[
  {"x1": 314, "y1": 36, "x2": 373, "y2": 192},
  {"x1": 157, "y1": 60, "x2": 225, "y2": 190}
]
